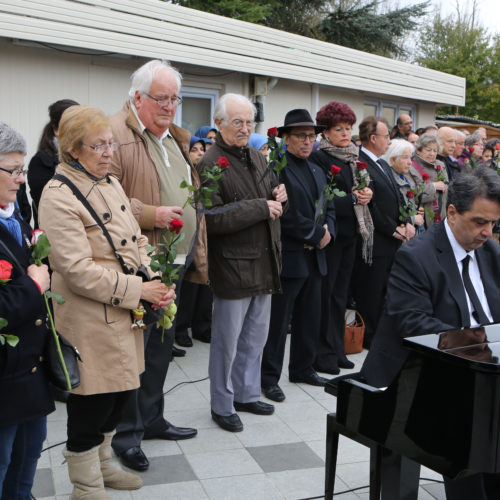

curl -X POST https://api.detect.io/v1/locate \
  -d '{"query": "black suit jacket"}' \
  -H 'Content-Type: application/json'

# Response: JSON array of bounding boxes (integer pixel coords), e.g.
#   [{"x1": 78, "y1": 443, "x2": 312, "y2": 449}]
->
[
  {"x1": 280, "y1": 152, "x2": 336, "y2": 278},
  {"x1": 0, "y1": 211, "x2": 54, "y2": 426},
  {"x1": 359, "y1": 149, "x2": 402, "y2": 257},
  {"x1": 361, "y1": 222, "x2": 500, "y2": 387}
]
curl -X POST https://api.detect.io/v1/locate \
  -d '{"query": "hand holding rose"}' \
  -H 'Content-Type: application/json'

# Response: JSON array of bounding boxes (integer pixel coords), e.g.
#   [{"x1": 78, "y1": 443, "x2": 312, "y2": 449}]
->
[
  {"x1": 27, "y1": 264, "x2": 50, "y2": 293},
  {"x1": 272, "y1": 184, "x2": 287, "y2": 203}
]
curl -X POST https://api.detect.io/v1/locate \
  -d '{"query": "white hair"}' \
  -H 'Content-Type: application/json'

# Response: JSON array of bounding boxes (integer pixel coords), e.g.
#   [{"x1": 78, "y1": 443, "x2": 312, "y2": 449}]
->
[
  {"x1": 0, "y1": 122, "x2": 26, "y2": 158},
  {"x1": 382, "y1": 139, "x2": 414, "y2": 164},
  {"x1": 128, "y1": 60, "x2": 182, "y2": 99},
  {"x1": 456, "y1": 130, "x2": 466, "y2": 140},
  {"x1": 214, "y1": 93, "x2": 256, "y2": 122}
]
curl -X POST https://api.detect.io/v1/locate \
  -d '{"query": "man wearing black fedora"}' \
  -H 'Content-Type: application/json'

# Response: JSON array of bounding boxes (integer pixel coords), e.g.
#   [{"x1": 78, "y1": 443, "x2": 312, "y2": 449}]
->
[{"x1": 261, "y1": 109, "x2": 336, "y2": 402}]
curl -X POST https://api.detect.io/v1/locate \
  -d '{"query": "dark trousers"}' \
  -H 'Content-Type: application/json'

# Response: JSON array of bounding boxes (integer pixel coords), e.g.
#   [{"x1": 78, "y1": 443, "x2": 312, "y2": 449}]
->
[
  {"x1": 175, "y1": 282, "x2": 212, "y2": 340},
  {"x1": 316, "y1": 236, "x2": 357, "y2": 369},
  {"x1": 112, "y1": 269, "x2": 185, "y2": 454},
  {"x1": 444, "y1": 473, "x2": 500, "y2": 500},
  {"x1": 352, "y1": 245, "x2": 398, "y2": 346},
  {"x1": 66, "y1": 391, "x2": 132, "y2": 452},
  {"x1": 261, "y1": 265, "x2": 322, "y2": 387}
]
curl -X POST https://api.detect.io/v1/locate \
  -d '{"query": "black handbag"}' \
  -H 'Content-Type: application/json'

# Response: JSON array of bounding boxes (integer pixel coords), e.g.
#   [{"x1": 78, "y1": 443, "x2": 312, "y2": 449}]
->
[
  {"x1": 52, "y1": 174, "x2": 162, "y2": 326},
  {"x1": 45, "y1": 328, "x2": 82, "y2": 390},
  {"x1": 0, "y1": 239, "x2": 82, "y2": 391}
]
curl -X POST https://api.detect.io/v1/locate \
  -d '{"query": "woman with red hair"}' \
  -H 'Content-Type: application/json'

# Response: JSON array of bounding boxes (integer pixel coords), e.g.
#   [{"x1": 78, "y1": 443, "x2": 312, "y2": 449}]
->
[{"x1": 311, "y1": 102, "x2": 373, "y2": 374}]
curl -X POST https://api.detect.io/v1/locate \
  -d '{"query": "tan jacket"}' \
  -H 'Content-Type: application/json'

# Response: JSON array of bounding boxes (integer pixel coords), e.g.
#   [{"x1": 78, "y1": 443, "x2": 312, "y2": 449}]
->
[
  {"x1": 109, "y1": 102, "x2": 208, "y2": 284},
  {"x1": 39, "y1": 163, "x2": 149, "y2": 395}
]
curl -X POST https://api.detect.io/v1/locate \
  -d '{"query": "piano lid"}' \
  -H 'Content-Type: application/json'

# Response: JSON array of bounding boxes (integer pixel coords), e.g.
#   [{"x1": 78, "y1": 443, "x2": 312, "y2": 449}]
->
[{"x1": 403, "y1": 323, "x2": 500, "y2": 372}]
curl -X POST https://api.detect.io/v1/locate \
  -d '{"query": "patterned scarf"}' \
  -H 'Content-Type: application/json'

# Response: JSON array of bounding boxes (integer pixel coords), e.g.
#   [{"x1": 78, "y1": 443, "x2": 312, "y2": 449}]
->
[
  {"x1": 319, "y1": 138, "x2": 374, "y2": 264},
  {"x1": 0, "y1": 203, "x2": 22, "y2": 245}
]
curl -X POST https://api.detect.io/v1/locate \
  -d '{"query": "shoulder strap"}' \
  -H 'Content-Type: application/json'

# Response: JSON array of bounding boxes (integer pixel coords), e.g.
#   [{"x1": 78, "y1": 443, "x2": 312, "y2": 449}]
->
[
  {"x1": 52, "y1": 174, "x2": 129, "y2": 274},
  {"x1": 0, "y1": 239, "x2": 25, "y2": 276}
]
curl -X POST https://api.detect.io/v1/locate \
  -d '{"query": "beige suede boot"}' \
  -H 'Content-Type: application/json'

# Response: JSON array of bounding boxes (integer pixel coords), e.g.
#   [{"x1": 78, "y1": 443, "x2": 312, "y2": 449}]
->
[
  {"x1": 63, "y1": 446, "x2": 111, "y2": 500},
  {"x1": 99, "y1": 431, "x2": 143, "y2": 490}
]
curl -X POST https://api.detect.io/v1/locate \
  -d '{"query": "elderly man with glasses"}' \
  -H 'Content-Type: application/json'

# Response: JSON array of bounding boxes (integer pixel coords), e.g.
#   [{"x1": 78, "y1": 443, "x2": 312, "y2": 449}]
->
[
  {"x1": 261, "y1": 109, "x2": 336, "y2": 403},
  {"x1": 108, "y1": 59, "x2": 206, "y2": 471},
  {"x1": 196, "y1": 93, "x2": 287, "y2": 432}
]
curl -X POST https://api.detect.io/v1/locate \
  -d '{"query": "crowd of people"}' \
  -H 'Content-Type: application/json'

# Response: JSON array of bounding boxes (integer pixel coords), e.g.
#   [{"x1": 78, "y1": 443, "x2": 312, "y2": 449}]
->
[{"x1": 1, "y1": 56, "x2": 500, "y2": 499}]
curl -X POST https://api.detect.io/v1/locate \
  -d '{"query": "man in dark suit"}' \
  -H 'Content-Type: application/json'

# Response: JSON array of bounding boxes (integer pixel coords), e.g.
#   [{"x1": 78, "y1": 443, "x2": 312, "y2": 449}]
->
[
  {"x1": 361, "y1": 168, "x2": 500, "y2": 500},
  {"x1": 261, "y1": 109, "x2": 336, "y2": 402},
  {"x1": 352, "y1": 116, "x2": 414, "y2": 346}
]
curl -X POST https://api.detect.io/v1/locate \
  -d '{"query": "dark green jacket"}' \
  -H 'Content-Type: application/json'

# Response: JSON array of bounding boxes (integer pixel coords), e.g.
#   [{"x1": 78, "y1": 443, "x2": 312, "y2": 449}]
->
[{"x1": 196, "y1": 134, "x2": 283, "y2": 299}]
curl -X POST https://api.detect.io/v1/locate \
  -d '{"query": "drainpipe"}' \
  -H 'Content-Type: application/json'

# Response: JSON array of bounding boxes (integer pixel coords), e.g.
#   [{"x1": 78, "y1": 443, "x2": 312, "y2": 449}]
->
[{"x1": 255, "y1": 77, "x2": 279, "y2": 134}]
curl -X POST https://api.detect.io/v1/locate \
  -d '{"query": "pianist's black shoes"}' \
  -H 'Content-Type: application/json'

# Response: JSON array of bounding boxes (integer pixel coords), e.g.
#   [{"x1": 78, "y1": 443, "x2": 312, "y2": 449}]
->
[
  {"x1": 313, "y1": 363, "x2": 340, "y2": 376},
  {"x1": 175, "y1": 331, "x2": 193, "y2": 347},
  {"x1": 338, "y1": 358, "x2": 355, "y2": 370},
  {"x1": 211, "y1": 410, "x2": 243, "y2": 432},
  {"x1": 234, "y1": 400, "x2": 275, "y2": 415},
  {"x1": 172, "y1": 345, "x2": 186, "y2": 357},
  {"x1": 289, "y1": 371, "x2": 328, "y2": 386},
  {"x1": 262, "y1": 384, "x2": 286, "y2": 402}
]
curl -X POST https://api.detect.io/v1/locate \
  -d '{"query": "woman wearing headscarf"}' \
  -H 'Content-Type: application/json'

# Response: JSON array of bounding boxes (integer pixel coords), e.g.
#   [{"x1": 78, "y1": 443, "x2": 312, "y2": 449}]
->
[
  {"x1": 310, "y1": 102, "x2": 373, "y2": 374},
  {"x1": 0, "y1": 122, "x2": 53, "y2": 500},
  {"x1": 39, "y1": 106, "x2": 175, "y2": 499},
  {"x1": 248, "y1": 133, "x2": 269, "y2": 159}
]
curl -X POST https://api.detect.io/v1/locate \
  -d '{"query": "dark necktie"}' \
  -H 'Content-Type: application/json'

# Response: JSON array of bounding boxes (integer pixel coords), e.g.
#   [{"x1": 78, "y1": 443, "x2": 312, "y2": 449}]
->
[{"x1": 461, "y1": 255, "x2": 489, "y2": 325}]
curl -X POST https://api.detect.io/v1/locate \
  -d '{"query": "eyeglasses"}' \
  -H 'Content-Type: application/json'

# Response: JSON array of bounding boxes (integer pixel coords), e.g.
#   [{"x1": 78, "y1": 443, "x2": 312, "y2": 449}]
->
[
  {"x1": 229, "y1": 119, "x2": 255, "y2": 129},
  {"x1": 0, "y1": 167, "x2": 27, "y2": 178},
  {"x1": 290, "y1": 133, "x2": 317, "y2": 142},
  {"x1": 83, "y1": 142, "x2": 121, "y2": 154},
  {"x1": 144, "y1": 93, "x2": 182, "y2": 106}
]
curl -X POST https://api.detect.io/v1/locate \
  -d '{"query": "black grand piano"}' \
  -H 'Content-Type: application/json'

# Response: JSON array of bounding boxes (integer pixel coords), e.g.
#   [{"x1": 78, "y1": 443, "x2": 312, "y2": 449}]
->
[{"x1": 324, "y1": 324, "x2": 500, "y2": 499}]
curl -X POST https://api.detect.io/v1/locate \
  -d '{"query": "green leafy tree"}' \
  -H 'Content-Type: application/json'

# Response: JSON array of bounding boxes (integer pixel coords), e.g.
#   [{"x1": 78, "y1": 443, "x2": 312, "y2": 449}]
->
[
  {"x1": 417, "y1": 14, "x2": 500, "y2": 121},
  {"x1": 318, "y1": 0, "x2": 429, "y2": 58}
]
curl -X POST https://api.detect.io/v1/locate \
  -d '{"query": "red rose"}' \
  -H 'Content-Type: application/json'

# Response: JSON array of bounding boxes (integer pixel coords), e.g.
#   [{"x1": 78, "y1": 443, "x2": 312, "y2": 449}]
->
[
  {"x1": 31, "y1": 229, "x2": 45, "y2": 245},
  {"x1": 469, "y1": 147, "x2": 475, "y2": 154},
  {"x1": 267, "y1": 127, "x2": 278, "y2": 138},
  {"x1": 330, "y1": 165, "x2": 342, "y2": 176},
  {"x1": 495, "y1": 144, "x2": 500, "y2": 150},
  {"x1": 422, "y1": 173, "x2": 430, "y2": 181},
  {"x1": 406, "y1": 190, "x2": 415, "y2": 199},
  {"x1": 216, "y1": 156, "x2": 230, "y2": 169},
  {"x1": 436, "y1": 164, "x2": 441, "y2": 171},
  {"x1": 0, "y1": 260, "x2": 12, "y2": 280},
  {"x1": 169, "y1": 219, "x2": 183, "y2": 234},
  {"x1": 356, "y1": 161, "x2": 367, "y2": 170}
]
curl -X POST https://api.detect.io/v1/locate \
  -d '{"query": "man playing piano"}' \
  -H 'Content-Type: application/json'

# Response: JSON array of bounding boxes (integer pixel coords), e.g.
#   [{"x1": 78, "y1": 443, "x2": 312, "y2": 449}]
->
[{"x1": 361, "y1": 167, "x2": 500, "y2": 499}]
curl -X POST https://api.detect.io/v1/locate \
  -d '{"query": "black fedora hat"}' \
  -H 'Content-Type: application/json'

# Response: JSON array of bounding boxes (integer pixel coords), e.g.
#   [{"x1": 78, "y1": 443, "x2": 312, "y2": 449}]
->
[{"x1": 277, "y1": 109, "x2": 326, "y2": 138}]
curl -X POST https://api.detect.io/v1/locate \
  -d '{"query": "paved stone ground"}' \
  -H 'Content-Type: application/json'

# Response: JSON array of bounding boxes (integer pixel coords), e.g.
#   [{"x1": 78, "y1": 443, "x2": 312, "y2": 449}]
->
[{"x1": 33, "y1": 337, "x2": 446, "y2": 499}]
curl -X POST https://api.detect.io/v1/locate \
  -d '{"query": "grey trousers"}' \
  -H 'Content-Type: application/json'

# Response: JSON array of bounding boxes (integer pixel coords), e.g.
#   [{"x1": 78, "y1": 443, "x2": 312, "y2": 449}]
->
[{"x1": 209, "y1": 294, "x2": 271, "y2": 416}]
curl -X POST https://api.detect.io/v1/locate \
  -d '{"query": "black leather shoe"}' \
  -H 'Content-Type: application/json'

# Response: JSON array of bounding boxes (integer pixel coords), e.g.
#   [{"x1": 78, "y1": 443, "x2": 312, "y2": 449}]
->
[
  {"x1": 234, "y1": 400, "x2": 275, "y2": 415},
  {"x1": 119, "y1": 446, "x2": 149, "y2": 471},
  {"x1": 172, "y1": 345, "x2": 186, "y2": 357},
  {"x1": 313, "y1": 363, "x2": 340, "y2": 376},
  {"x1": 262, "y1": 385, "x2": 286, "y2": 402},
  {"x1": 338, "y1": 358, "x2": 355, "y2": 369},
  {"x1": 289, "y1": 372, "x2": 329, "y2": 386},
  {"x1": 175, "y1": 332, "x2": 193, "y2": 347},
  {"x1": 145, "y1": 424, "x2": 197, "y2": 441},
  {"x1": 211, "y1": 410, "x2": 243, "y2": 432},
  {"x1": 192, "y1": 331, "x2": 211, "y2": 343}
]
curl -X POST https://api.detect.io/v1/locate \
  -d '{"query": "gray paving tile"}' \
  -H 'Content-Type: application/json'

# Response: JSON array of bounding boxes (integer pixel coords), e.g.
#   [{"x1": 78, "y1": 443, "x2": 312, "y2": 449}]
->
[
  {"x1": 267, "y1": 467, "x2": 327, "y2": 500},
  {"x1": 123, "y1": 454, "x2": 196, "y2": 486},
  {"x1": 236, "y1": 420, "x2": 301, "y2": 447},
  {"x1": 186, "y1": 449, "x2": 262, "y2": 479},
  {"x1": 177, "y1": 427, "x2": 243, "y2": 454},
  {"x1": 131, "y1": 481, "x2": 208, "y2": 499},
  {"x1": 247, "y1": 442, "x2": 324, "y2": 473},
  {"x1": 421, "y1": 481, "x2": 447, "y2": 499},
  {"x1": 202, "y1": 473, "x2": 284, "y2": 500},
  {"x1": 32, "y1": 468, "x2": 55, "y2": 498}
]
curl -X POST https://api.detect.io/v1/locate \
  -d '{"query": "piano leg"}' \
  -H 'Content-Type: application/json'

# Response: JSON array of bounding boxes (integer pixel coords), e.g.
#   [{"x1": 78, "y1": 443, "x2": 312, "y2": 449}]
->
[
  {"x1": 369, "y1": 444, "x2": 382, "y2": 500},
  {"x1": 380, "y1": 450, "x2": 420, "y2": 500},
  {"x1": 325, "y1": 413, "x2": 339, "y2": 500}
]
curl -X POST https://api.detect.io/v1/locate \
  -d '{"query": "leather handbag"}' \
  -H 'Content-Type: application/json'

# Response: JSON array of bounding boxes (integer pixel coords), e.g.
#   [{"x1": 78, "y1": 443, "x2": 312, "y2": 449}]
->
[
  {"x1": 344, "y1": 309, "x2": 365, "y2": 355},
  {"x1": 45, "y1": 329, "x2": 82, "y2": 390}
]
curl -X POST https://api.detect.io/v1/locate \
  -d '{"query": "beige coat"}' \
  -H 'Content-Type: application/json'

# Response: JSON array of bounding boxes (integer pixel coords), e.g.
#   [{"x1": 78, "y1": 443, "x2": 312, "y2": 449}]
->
[
  {"x1": 39, "y1": 162, "x2": 150, "y2": 395},
  {"x1": 109, "y1": 102, "x2": 208, "y2": 285}
]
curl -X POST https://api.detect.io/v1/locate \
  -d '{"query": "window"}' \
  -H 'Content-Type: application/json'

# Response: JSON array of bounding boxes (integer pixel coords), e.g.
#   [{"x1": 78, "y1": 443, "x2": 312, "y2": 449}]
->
[
  {"x1": 364, "y1": 99, "x2": 416, "y2": 127},
  {"x1": 174, "y1": 87, "x2": 219, "y2": 135}
]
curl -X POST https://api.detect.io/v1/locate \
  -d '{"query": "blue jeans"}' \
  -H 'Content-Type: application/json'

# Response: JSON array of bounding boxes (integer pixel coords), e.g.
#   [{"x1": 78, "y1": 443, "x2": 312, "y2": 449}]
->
[{"x1": 0, "y1": 416, "x2": 47, "y2": 500}]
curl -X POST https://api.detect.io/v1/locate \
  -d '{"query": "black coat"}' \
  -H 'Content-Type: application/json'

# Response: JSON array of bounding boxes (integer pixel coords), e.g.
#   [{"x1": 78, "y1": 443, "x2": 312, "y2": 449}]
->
[
  {"x1": 28, "y1": 150, "x2": 58, "y2": 226},
  {"x1": 359, "y1": 148, "x2": 402, "y2": 257},
  {"x1": 279, "y1": 152, "x2": 336, "y2": 278},
  {"x1": 361, "y1": 222, "x2": 500, "y2": 387},
  {"x1": 0, "y1": 212, "x2": 54, "y2": 426},
  {"x1": 310, "y1": 151, "x2": 356, "y2": 239}
]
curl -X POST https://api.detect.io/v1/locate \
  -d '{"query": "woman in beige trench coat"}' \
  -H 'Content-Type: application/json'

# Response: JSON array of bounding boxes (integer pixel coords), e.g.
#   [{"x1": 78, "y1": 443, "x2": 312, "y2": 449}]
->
[{"x1": 39, "y1": 106, "x2": 175, "y2": 500}]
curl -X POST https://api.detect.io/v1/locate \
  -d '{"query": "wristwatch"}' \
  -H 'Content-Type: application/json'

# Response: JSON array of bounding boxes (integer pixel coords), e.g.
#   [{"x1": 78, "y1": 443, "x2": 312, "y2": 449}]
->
[{"x1": 351, "y1": 192, "x2": 358, "y2": 205}]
